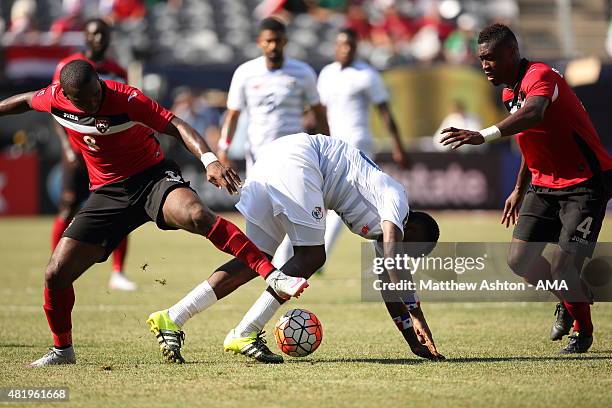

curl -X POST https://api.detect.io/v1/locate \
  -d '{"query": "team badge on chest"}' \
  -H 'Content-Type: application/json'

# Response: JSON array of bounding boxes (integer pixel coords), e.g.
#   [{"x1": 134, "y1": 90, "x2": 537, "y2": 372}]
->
[{"x1": 95, "y1": 118, "x2": 110, "y2": 133}]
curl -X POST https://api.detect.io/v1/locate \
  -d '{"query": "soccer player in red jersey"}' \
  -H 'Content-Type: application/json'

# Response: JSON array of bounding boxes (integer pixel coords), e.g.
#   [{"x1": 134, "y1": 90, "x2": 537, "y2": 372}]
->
[
  {"x1": 52, "y1": 18, "x2": 135, "y2": 291},
  {"x1": 441, "y1": 24, "x2": 611, "y2": 353},
  {"x1": 0, "y1": 60, "x2": 309, "y2": 367}
]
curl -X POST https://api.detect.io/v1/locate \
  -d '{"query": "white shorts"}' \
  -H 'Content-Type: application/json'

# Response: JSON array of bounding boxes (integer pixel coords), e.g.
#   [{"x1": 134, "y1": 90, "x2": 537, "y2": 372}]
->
[
  {"x1": 245, "y1": 215, "x2": 325, "y2": 256},
  {"x1": 237, "y1": 152, "x2": 327, "y2": 255}
]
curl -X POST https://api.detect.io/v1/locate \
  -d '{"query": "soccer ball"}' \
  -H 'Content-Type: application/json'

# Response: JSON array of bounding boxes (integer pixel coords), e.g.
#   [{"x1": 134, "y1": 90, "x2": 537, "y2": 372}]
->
[{"x1": 274, "y1": 309, "x2": 323, "y2": 357}]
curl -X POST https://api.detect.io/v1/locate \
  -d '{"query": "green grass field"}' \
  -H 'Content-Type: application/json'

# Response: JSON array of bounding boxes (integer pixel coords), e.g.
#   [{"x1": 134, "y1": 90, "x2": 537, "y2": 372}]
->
[{"x1": 1, "y1": 213, "x2": 611, "y2": 408}]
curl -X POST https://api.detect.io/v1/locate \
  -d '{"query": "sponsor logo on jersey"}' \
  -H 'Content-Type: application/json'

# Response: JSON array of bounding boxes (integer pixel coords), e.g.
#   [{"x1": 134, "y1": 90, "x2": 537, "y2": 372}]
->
[
  {"x1": 63, "y1": 112, "x2": 79, "y2": 121},
  {"x1": 95, "y1": 118, "x2": 110, "y2": 133},
  {"x1": 311, "y1": 206, "x2": 323, "y2": 220}
]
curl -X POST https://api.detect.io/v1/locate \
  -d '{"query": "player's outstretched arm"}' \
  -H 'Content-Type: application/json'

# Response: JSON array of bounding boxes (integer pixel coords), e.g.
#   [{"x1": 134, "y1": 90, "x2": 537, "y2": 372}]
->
[
  {"x1": 164, "y1": 116, "x2": 241, "y2": 194},
  {"x1": 439, "y1": 95, "x2": 550, "y2": 149},
  {"x1": 0, "y1": 92, "x2": 35, "y2": 116},
  {"x1": 376, "y1": 102, "x2": 408, "y2": 168},
  {"x1": 379, "y1": 221, "x2": 444, "y2": 360}
]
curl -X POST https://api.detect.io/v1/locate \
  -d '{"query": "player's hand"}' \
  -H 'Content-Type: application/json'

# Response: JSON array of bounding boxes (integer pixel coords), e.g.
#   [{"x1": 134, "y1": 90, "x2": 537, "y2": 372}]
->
[
  {"x1": 217, "y1": 150, "x2": 231, "y2": 168},
  {"x1": 439, "y1": 127, "x2": 485, "y2": 150},
  {"x1": 205, "y1": 161, "x2": 242, "y2": 195},
  {"x1": 407, "y1": 307, "x2": 445, "y2": 360},
  {"x1": 501, "y1": 188, "x2": 525, "y2": 228}
]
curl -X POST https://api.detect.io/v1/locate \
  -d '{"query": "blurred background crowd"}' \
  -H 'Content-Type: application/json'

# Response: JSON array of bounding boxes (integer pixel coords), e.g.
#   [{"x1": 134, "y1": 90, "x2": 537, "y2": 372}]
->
[{"x1": 1, "y1": 0, "x2": 523, "y2": 67}]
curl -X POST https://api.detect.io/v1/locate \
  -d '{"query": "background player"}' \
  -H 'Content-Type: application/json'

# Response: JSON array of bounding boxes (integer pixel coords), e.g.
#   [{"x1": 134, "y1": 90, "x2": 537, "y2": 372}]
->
[
  {"x1": 217, "y1": 17, "x2": 328, "y2": 173},
  {"x1": 148, "y1": 133, "x2": 443, "y2": 364},
  {"x1": 0, "y1": 60, "x2": 308, "y2": 367},
  {"x1": 440, "y1": 23, "x2": 612, "y2": 354},
  {"x1": 51, "y1": 18, "x2": 135, "y2": 290},
  {"x1": 314, "y1": 28, "x2": 408, "y2": 268}
]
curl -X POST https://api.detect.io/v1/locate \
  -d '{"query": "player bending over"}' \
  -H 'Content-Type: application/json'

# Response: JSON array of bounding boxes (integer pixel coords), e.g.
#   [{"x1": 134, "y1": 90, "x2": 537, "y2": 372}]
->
[
  {"x1": 0, "y1": 60, "x2": 308, "y2": 368},
  {"x1": 147, "y1": 133, "x2": 444, "y2": 363},
  {"x1": 440, "y1": 24, "x2": 611, "y2": 353}
]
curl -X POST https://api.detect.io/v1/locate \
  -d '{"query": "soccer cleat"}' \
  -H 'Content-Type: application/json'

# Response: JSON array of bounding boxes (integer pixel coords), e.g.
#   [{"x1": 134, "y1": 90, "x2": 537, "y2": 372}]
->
[
  {"x1": 266, "y1": 270, "x2": 309, "y2": 300},
  {"x1": 560, "y1": 332, "x2": 593, "y2": 354},
  {"x1": 223, "y1": 329, "x2": 284, "y2": 364},
  {"x1": 146, "y1": 310, "x2": 186, "y2": 363},
  {"x1": 550, "y1": 302, "x2": 574, "y2": 341},
  {"x1": 109, "y1": 272, "x2": 137, "y2": 291},
  {"x1": 27, "y1": 346, "x2": 76, "y2": 368}
]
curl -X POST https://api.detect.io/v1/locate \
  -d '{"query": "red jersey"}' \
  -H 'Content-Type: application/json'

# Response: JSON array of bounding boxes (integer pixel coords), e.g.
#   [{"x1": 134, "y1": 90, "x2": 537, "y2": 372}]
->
[
  {"x1": 31, "y1": 80, "x2": 174, "y2": 190},
  {"x1": 53, "y1": 52, "x2": 127, "y2": 83},
  {"x1": 502, "y1": 60, "x2": 612, "y2": 188}
]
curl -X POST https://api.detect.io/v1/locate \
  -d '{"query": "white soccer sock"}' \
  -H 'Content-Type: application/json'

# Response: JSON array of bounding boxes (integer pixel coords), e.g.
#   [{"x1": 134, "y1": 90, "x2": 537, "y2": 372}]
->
[
  {"x1": 235, "y1": 290, "x2": 281, "y2": 337},
  {"x1": 272, "y1": 235, "x2": 294, "y2": 268},
  {"x1": 168, "y1": 280, "x2": 217, "y2": 327}
]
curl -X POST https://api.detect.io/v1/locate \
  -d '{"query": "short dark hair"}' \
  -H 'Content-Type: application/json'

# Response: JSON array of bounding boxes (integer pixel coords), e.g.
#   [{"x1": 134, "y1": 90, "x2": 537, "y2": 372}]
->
[
  {"x1": 259, "y1": 17, "x2": 286, "y2": 34},
  {"x1": 403, "y1": 211, "x2": 440, "y2": 256},
  {"x1": 478, "y1": 23, "x2": 517, "y2": 48},
  {"x1": 408, "y1": 211, "x2": 440, "y2": 242},
  {"x1": 338, "y1": 27, "x2": 357, "y2": 42},
  {"x1": 60, "y1": 60, "x2": 98, "y2": 90},
  {"x1": 84, "y1": 17, "x2": 110, "y2": 30}
]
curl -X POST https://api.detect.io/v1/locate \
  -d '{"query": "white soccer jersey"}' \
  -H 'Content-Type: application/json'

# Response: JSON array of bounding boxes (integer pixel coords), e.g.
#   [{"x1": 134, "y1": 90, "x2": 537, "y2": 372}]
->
[
  {"x1": 238, "y1": 133, "x2": 409, "y2": 240},
  {"x1": 317, "y1": 60, "x2": 389, "y2": 154},
  {"x1": 227, "y1": 56, "x2": 320, "y2": 160}
]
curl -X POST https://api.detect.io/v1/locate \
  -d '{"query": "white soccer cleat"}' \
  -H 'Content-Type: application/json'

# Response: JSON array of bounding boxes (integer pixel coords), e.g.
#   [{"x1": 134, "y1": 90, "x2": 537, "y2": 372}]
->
[
  {"x1": 27, "y1": 346, "x2": 76, "y2": 368},
  {"x1": 109, "y1": 272, "x2": 137, "y2": 291},
  {"x1": 265, "y1": 270, "x2": 309, "y2": 300}
]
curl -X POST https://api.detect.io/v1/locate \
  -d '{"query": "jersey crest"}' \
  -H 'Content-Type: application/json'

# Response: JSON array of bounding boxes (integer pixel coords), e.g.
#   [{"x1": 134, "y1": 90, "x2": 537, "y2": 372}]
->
[{"x1": 95, "y1": 118, "x2": 110, "y2": 133}]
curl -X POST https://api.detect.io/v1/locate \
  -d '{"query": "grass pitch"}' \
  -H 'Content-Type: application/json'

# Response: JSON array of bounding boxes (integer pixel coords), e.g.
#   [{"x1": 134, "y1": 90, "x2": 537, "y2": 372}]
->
[{"x1": 1, "y1": 213, "x2": 611, "y2": 408}]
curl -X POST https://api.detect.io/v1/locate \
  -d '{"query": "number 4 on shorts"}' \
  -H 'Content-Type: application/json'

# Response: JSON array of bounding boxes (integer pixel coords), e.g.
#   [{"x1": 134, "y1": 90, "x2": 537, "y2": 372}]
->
[{"x1": 576, "y1": 217, "x2": 593, "y2": 239}]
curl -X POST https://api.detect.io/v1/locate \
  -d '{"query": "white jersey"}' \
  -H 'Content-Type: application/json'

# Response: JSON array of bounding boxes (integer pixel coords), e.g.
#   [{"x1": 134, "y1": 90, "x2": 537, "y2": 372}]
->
[
  {"x1": 227, "y1": 56, "x2": 320, "y2": 160},
  {"x1": 240, "y1": 133, "x2": 409, "y2": 240},
  {"x1": 317, "y1": 60, "x2": 389, "y2": 153}
]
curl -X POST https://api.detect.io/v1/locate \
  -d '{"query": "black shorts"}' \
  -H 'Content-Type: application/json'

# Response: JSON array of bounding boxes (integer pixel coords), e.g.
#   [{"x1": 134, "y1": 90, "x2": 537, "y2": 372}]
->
[
  {"x1": 513, "y1": 178, "x2": 609, "y2": 256},
  {"x1": 63, "y1": 160, "x2": 191, "y2": 261}
]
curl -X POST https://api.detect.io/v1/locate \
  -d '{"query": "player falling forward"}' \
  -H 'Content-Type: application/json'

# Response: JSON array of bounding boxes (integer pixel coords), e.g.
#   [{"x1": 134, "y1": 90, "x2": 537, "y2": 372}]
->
[
  {"x1": 148, "y1": 134, "x2": 443, "y2": 364},
  {"x1": 0, "y1": 60, "x2": 308, "y2": 367},
  {"x1": 51, "y1": 18, "x2": 136, "y2": 290},
  {"x1": 440, "y1": 24, "x2": 612, "y2": 353}
]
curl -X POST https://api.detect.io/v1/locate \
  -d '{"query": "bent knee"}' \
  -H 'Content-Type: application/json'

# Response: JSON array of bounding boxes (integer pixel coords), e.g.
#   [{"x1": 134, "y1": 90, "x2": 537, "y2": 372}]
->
[
  {"x1": 187, "y1": 203, "x2": 217, "y2": 235},
  {"x1": 506, "y1": 250, "x2": 524, "y2": 275},
  {"x1": 44, "y1": 258, "x2": 65, "y2": 288},
  {"x1": 295, "y1": 246, "x2": 326, "y2": 272}
]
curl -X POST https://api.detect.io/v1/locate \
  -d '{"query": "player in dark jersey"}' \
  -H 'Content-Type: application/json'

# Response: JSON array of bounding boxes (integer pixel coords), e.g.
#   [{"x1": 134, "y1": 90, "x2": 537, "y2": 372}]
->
[
  {"x1": 52, "y1": 18, "x2": 135, "y2": 290},
  {"x1": 440, "y1": 24, "x2": 611, "y2": 354},
  {"x1": 0, "y1": 60, "x2": 309, "y2": 367}
]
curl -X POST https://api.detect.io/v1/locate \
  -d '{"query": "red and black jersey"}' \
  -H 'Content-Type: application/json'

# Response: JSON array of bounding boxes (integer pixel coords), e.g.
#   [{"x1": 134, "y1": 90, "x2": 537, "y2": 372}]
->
[
  {"x1": 52, "y1": 52, "x2": 128, "y2": 83},
  {"x1": 31, "y1": 80, "x2": 175, "y2": 190},
  {"x1": 502, "y1": 59, "x2": 612, "y2": 188}
]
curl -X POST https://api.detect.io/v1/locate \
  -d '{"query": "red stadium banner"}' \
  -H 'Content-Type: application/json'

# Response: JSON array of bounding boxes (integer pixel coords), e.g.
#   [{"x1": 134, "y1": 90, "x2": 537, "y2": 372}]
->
[
  {"x1": 0, "y1": 154, "x2": 39, "y2": 216},
  {"x1": 4, "y1": 44, "x2": 74, "y2": 80}
]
